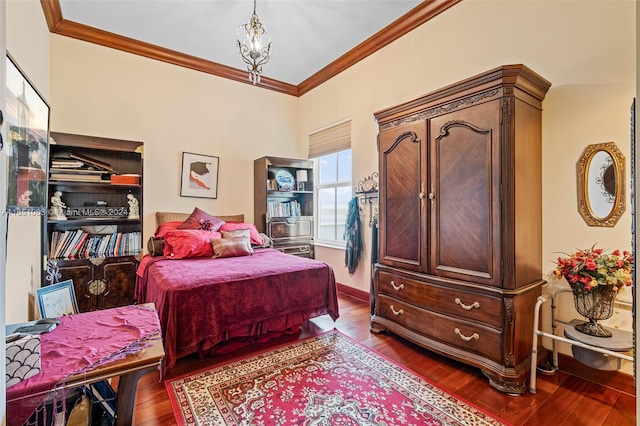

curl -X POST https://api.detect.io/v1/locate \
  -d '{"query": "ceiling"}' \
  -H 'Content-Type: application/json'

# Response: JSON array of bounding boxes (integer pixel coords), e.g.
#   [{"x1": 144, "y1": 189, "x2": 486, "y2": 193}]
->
[{"x1": 43, "y1": 0, "x2": 461, "y2": 96}]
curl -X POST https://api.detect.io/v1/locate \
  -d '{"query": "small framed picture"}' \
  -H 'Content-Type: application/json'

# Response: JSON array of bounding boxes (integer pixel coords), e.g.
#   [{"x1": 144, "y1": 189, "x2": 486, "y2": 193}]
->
[
  {"x1": 180, "y1": 152, "x2": 219, "y2": 199},
  {"x1": 36, "y1": 279, "x2": 79, "y2": 318}
]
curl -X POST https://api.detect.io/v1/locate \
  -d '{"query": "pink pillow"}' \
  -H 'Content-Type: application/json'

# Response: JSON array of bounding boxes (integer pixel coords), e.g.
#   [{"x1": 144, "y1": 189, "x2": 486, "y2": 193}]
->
[
  {"x1": 162, "y1": 229, "x2": 222, "y2": 259},
  {"x1": 154, "y1": 221, "x2": 182, "y2": 238},
  {"x1": 220, "y1": 222, "x2": 264, "y2": 246},
  {"x1": 178, "y1": 207, "x2": 226, "y2": 232}
]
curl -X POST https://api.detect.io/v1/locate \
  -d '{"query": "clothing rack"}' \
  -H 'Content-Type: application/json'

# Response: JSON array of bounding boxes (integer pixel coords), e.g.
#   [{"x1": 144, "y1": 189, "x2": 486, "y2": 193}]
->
[
  {"x1": 354, "y1": 172, "x2": 378, "y2": 227},
  {"x1": 354, "y1": 172, "x2": 380, "y2": 316}
]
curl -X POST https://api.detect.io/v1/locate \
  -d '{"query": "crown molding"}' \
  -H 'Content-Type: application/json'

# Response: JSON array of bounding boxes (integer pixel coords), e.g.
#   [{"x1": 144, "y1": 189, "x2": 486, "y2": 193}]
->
[
  {"x1": 298, "y1": 0, "x2": 462, "y2": 96},
  {"x1": 40, "y1": 0, "x2": 462, "y2": 97}
]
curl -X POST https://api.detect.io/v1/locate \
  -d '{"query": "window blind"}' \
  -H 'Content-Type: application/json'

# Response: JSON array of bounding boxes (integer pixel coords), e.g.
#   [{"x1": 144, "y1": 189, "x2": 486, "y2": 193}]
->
[{"x1": 308, "y1": 120, "x2": 351, "y2": 158}]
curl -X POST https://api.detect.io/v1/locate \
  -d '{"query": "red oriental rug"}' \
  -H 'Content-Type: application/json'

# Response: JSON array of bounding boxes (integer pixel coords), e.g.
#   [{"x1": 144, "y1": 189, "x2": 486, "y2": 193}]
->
[{"x1": 165, "y1": 330, "x2": 508, "y2": 426}]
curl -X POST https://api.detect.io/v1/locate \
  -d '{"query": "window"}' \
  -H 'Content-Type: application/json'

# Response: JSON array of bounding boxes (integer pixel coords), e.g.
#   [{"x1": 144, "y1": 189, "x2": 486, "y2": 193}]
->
[
  {"x1": 315, "y1": 149, "x2": 352, "y2": 246},
  {"x1": 309, "y1": 118, "x2": 352, "y2": 247}
]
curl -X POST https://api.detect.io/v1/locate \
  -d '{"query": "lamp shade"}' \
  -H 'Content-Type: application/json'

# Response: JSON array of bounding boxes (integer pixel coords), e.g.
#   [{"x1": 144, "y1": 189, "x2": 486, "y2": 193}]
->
[{"x1": 296, "y1": 170, "x2": 308, "y2": 183}]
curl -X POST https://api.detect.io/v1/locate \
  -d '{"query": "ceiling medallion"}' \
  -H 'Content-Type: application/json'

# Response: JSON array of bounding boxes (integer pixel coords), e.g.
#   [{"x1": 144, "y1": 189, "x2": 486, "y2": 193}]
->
[{"x1": 236, "y1": 0, "x2": 272, "y2": 84}]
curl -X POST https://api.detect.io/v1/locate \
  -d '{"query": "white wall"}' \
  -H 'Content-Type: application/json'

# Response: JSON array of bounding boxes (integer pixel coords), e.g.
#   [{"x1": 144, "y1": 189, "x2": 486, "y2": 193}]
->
[
  {"x1": 50, "y1": 36, "x2": 300, "y2": 246},
  {"x1": 5, "y1": 0, "x2": 51, "y2": 324},
  {"x1": 298, "y1": 0, "x2": 635, "y2": 372}
]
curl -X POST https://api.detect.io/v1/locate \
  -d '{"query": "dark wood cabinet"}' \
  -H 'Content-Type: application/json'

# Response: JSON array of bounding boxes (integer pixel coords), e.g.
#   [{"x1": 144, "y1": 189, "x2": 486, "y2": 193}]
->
[
  {"x1": 372, "y1": 65, "x2": 551, "y2": 394},
  {"x1": 51, "y1": 256, "x2": 138, "y2": 312},
  {"x1": 42, "y1": 132, "x2": 143, "y2": 312}
]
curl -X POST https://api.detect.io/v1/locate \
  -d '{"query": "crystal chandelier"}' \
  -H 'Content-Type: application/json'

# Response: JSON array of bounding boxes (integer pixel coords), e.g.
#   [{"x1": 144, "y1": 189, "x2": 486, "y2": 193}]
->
[{"x1": 237, "y1": 0, "x2": 272, "y2": 85}]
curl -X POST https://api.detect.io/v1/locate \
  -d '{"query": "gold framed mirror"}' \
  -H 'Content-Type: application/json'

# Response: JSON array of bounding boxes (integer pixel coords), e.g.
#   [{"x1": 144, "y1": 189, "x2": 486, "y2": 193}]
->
[{"x1": 577, "y1": 141, "x2": 625, "y2": 227}]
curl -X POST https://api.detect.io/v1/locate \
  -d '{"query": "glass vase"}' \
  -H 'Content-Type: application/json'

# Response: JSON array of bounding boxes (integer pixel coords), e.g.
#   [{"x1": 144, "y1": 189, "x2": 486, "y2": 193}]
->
[{"x1": 570, "y1": 284, "x2": 616, "y2": 337}]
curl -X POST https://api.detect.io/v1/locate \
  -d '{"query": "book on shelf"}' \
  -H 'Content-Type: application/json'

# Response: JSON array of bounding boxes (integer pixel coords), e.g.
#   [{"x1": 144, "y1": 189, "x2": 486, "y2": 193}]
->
[
  {"x1": 110, "y1": 174, "x2": 140, "y2": 185},
  {"x1": 69, "y1": 152, "x2": 114, "y2": 172},
  {"x1": 267, "y1": 200, "x2": 301, "y2": 218},
  {"x1": 68, "y1": 232, "x2": 89, "y2": 259},
  {"x1": 57, "y1": 230, "x2": 76, "y2": 258},
  {"x1": 49, "y1": 174, "x2": 109, "y2": 183},
  {"x1": 49, "y1": 231, "x2": 142, "y2": 259},
  {"x1": 65, "y1": 231, "x2": 83, "y2": 258},
  {"x1": 49, "y1": 230, "x2": 65, "y2": 258},
  {"x1": 51, "y1": 159, "x2": 86, "y2": 168},
  {"x1": 51, "y1": 229, "x2": 74, "y2": 259},
  {"x1": 65, "y1": 231, "x2": 85, "y2": 259},
  {"x1": 50, "y1": 168, "x2": 107, "y2": 175}
]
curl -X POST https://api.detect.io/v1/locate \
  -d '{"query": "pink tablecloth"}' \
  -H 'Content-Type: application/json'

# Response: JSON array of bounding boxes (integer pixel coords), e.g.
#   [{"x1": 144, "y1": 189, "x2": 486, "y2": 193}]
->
[{"x1": 6, "y1": 305, "x2": 161, "y2": 426}]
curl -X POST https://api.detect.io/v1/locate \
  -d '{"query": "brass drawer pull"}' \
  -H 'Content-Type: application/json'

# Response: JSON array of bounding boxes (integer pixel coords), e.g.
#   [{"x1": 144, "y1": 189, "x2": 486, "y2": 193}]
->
[
  {"x1": 390, "y1": 305, "x2": 404, "y2": 316},
  {"x1": 390, "y1": 280, "x2": 405, "y2": 291},
  {"x1": 455, "y1": 298, "x2": 480, "y2": 310},
  {"x1": 454, "y1": 328, "x2": 479, "y2": 341}
]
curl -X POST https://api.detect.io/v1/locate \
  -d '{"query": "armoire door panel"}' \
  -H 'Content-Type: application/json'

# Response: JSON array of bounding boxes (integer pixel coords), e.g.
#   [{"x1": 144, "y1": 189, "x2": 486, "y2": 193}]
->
[
  {"x1": 378, "y1": 122, "x2": 427, "y2": 271},
  {"x1": 429, "y1": 101, "x2": 501, "y2": 286}
]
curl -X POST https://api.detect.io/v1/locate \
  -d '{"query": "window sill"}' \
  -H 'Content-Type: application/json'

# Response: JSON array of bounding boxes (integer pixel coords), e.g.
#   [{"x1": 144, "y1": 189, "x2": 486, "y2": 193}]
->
[{"x1": 314, "y1": 241, "x2": 346, "y2": 251}]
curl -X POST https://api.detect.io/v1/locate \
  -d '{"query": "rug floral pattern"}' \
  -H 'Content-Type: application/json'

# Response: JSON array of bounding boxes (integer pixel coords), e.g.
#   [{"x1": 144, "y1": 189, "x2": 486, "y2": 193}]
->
[{"x1": 166, "y1": 331, "x2": 506, "y2": 426}]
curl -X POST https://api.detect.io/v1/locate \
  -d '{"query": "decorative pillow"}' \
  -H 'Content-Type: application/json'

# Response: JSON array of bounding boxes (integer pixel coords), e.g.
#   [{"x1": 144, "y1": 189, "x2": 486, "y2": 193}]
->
[
  {"x1": 154, "y1": 221, "x2": 182, "y2": 238},
  {"x1": 221, "y1": 228, "x2": 250, "y2": 240},
  {"x1": 178, "y1": 207, "x2": 226, "y2": 232},
  {"x1": 162, "y1": 229, "x2": 222, "y2": 259},
  {"x1": 220, "y1": 222, "x2": 264, "y2": 246},
  {"x1": 147, "y1": 237, "x2": 165, "y2": 257},
  {"x1": 254, "y1": 232, "x2": 273, "y2": 248},
  {"x1": 221, "y1": 229, "x2": 254, "y2": 253},
  {"x1": 211, "y1": 238, "x2": 253, "y2": 259}
]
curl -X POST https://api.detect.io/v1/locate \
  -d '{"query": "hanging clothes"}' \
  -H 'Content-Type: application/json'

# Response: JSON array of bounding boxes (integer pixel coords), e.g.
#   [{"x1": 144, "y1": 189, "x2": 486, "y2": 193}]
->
[{"x1": 344, "y1": 196, "x2": 363, "y2": 274}]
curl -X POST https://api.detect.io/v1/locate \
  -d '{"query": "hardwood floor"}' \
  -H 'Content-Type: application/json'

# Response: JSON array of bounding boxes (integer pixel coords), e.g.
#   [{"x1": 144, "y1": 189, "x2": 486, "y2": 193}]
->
[{"x1": 130, "y1": 293, "x2": 636, "y2": 425}]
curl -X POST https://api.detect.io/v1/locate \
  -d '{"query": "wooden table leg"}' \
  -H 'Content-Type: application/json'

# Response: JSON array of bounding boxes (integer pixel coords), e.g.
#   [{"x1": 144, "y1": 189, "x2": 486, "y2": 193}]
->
[{"x1": 114, "y1": 366, "x2": 156, "y2": 426}]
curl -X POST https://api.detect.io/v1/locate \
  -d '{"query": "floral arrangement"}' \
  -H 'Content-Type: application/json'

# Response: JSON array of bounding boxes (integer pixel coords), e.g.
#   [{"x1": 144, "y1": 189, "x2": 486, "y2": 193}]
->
[{"x1": 554, "y1": 246, "x2": 633, "y2": 292}]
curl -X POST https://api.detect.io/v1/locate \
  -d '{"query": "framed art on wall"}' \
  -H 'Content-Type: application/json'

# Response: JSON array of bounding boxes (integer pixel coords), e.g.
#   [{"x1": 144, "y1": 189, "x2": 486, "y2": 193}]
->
[
  {"x1": 180, "y1": 152, "x2": 219, "y2": 199},
  {"x1": 5, "y1": 52, "x2": 50, "y2": 212}
]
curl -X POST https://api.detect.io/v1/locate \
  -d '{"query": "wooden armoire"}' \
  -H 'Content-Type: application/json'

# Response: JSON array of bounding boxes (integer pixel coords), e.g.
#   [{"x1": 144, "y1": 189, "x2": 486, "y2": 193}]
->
[{"x1": 371, "y1": 64, "x2": 551, "y2": 394}]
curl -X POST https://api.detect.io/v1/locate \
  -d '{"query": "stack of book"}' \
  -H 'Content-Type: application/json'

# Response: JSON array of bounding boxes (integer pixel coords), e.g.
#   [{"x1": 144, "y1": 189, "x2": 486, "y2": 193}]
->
[
  {"x1": 49, "y1": 230, "x2": 142, "y2": 259},
  {"x1": 267, "y1": 200, "x2": 301, "y2": 219},
  {"x1": 50, "y1": 152, "x2": 114, "y2": 183}
]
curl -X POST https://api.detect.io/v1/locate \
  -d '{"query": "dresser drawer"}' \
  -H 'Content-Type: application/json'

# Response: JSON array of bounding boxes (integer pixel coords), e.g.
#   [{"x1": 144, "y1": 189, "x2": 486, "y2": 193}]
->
[
  {"x1": 377, "y1": 295, "x2": 502, "y2": 363},
  {"x1": 377, "y1": 271, "x2": 502, "y2": 328}
]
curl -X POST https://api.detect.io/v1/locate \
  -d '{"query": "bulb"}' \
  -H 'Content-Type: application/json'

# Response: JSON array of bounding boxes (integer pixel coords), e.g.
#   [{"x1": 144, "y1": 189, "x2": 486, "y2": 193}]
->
[{"x1": 250, "y1": 35, "x2": 262, "y2": 59}]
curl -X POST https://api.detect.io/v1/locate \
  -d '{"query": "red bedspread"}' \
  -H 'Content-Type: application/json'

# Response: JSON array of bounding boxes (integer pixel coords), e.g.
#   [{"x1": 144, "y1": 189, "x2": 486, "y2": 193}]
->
[{"x1": 135, "y1": 248, "x2": 339, "y2": 371}]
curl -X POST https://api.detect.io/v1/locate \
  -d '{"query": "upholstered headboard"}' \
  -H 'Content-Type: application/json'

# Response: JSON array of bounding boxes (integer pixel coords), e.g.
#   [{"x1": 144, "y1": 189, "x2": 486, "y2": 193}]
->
[{"x1": 155, "y1": 212, "x2": 245, "y2": 227}]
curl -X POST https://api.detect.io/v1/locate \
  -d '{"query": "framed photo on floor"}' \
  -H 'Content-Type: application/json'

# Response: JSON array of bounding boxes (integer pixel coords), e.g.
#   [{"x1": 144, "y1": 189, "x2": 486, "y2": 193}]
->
[
  {"x1": 36, "y1": 279, "x2": 79, "y2": 318},
  {"x1": 180, "y1": 152, "x2": 219, "y2": 199}
]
